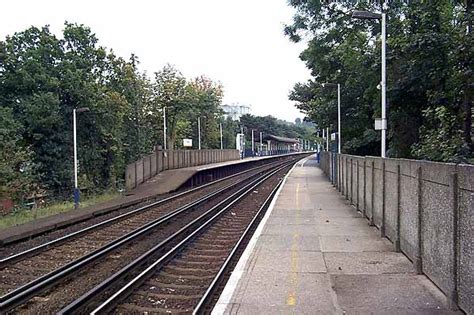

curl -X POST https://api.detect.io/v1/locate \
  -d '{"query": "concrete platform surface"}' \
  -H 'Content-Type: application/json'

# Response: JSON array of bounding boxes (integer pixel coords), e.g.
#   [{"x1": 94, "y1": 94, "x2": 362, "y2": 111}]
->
[{"x1": 214, "y1": 157, "x2": 458, "y2": 315}]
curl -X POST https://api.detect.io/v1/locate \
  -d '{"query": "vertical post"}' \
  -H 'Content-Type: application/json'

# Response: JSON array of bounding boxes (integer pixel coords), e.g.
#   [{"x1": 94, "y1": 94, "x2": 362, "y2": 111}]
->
[
  {"x1": 395, "y1": 164, "x2": 401, "y2": 252},
  {"x1": 198, "y1": 116, "x2": 201, "y2": 150},
  {"x1": 338, "y1": 155, "x2": 342, "y2": 192},
  {"x1": 322, "y1": 129, "x2": 325, "y2": 150},
  {"x1": 163, "y1": 107, "x2": 167, "y2": 150},
  {"x1": 363, "y1": 159, "x2": 367, "y2": 217},
  {"x1": 260, "y1": 132, "x2": 263, "y2": 155},
  {"x1": 337, "y1": 83, "x2": 341, "y2": 154},
  {"x1": 370, "y1": 161, "x2": 375, "y2": 226},
  {"x1": 381, "y1": 160, "x2": 386, "y2": 237},
  {"x1": 415, "y1": 165, "x2": 423, "y2": 274},
  {"x1": 326, "y1": 127, "x2": 329, "y2": 151},
  {"x1": 220, "y1": 122, "x2": 223, "y2": 150},
  {"x1": 349, "y1": 158, "x2": 354, "y2": 205},
  {"x1": 251, "y1": 129, "x2": 254, "y2": 156},
  {"x1": 73, "y1": 109, "x2": 79, "y2": 209},
  {"x1": 450, "y1": 170, "x2": 459, "y2": 309},
  {"x1": 356, "y1": 160, "x2": 360, "y2": 211},
  {"x1": 381, "y1": 13, "x2": 387, "y2": 158}
]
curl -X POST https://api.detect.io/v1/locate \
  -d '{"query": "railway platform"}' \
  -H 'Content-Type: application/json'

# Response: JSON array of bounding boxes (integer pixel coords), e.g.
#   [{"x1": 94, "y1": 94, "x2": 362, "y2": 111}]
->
[
  {"x1": 0, "y1": 152, "x2": 307, "y2": 245},
  {"x1": 214, "y1": 156, "x2": 457, "y2": 314}
]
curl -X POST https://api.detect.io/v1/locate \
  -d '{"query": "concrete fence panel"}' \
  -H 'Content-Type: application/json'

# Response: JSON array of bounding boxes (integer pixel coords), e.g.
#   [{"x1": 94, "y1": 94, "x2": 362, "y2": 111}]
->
[
  {"x1": 319, "y1": 153, "x2": 473, "y2": 313},
  {"x1": 125, "y1": 163, "x2": 136, "y2": 190},
  {"x1": 384, "y1": 158, "x2": 399, "y2": 242},
  {"x1": 372, "y1": 157, "x2": 384, "y2": 228},
  {"x1": 136, "y1": 159, "x2": 144, "y2": 185},
  {"x1": 186, "y1": 151, "x2": 190, "y2": 166},
  {"x1": 143, "y1": 155, "x2": 151, "y2": 180},
  {"x1": 420, "y1": 161, "x2": 457, "y2": 303},
  {"x1": 351, "y1": 157, "x2": 357, "y2": 206},
  {"x1": 457, "y1": 164, "x2": 474, "y2": 314},
  {"x1": 168, "y1": 150, "x2": 172, "y2": 169},
  {"x1": 178, "y1": 150, "x2": 183, "y2": 168},
  {"x1": 150, "y1": 153, "x2": 157, "y2": 176},
  {"x1": 174, "y1": 151, "x2": 180, "y2": 169},
  {"x1": 190, "y1": 151, "x2": 194, "y2": 166},
  {"x1": 364, "y1": 158, "x2": 374, "y2": 221},
  {"x1": 156, "y1": 151, "x2": 162, "y2": 172},
  {"x1": 398, "y1": 159, "x2": 421, "y2": 261},
  {"x1": 358, "y1": 158, "x2": 365, "y2": 212}
]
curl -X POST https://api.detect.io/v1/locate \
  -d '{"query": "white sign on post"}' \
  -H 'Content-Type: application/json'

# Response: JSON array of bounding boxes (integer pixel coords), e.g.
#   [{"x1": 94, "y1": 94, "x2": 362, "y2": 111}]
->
[
  {"x1": 331, "y1": 133, "x2": 336, "y2": 141},
  {"x1": 183, "y1": 139, "x2": 193, "y2": 147},
  {"x1": 374, "y1": 118, "x2": 387, "y2": 130}
]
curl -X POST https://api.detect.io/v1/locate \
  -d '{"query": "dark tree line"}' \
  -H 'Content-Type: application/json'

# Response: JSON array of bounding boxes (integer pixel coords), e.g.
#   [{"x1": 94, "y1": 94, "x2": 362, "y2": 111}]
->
[
  {"x1": 286, "y1": 0, "x2": 472, "y2": 163},
  {"x1": 0, "y1": 23, "x2": 224, "y2": 201}
]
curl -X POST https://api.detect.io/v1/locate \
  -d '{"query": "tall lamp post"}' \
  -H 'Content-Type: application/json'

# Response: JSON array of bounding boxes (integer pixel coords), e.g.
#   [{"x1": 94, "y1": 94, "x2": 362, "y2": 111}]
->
[
  {"x1": 73, "y1": 107, "x2": 90, "y2": 209},
  {"x1": 163, "y1": 106, "x2": 167, "y2": 150},
  {"x1": 322, "y1": 83, "x2": 342, "y2": 154},
  {"x1": 198, "y1": 116, "x2": 202, "y2": 150},
  {"x1": 352, "y1": 10, "x2": 387, "y2": 157},
  {"x1": 251, "y1": 129, "x2": 255, "y2": 156},
  {"x1": 219, "y1": 122, "x2": 223, "y2": 150}
]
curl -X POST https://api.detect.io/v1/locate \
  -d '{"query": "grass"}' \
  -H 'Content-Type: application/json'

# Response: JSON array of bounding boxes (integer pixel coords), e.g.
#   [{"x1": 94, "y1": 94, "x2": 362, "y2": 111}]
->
[{"x1": 0, "y1": 192, "x2": 120, "y2": 230}]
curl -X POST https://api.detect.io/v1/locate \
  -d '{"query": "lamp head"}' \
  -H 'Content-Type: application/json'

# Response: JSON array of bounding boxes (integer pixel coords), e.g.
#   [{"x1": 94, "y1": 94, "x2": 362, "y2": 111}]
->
[
  {"x1": 322, "y1": 83, "x2": 338, "y2": 89},
  {"x1": 75, "y1": 107, "x2": 90, "y2": 113},
  {"x1": 352, "y1": 10, "x2": 382, "y2": 20}
]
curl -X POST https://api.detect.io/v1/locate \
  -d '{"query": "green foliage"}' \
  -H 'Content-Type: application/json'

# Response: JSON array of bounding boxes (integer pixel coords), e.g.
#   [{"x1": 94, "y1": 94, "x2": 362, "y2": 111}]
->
[
  {"x1": 239, "y1": 114, "x2": 316, "y2": 142},
  {"x1": 286, "y1": 0, "x2": 473, "y2": 162},
  {"x1": 412, "y1": 106, "x2": 468, "y2": 162},
  {"x1": 0, "y1": 23, "x2": 225, "y2": 203},
  {"x1": 0, "y1": 108, "x2": 33, "y2": 199}
]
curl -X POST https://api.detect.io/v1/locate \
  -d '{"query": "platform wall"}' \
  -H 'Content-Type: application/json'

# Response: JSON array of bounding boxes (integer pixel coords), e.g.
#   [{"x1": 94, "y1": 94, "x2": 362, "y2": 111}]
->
[
  {"x1": 126, "y1": 149, "x2": 240, "y2": 191},
  {"x1": 320, "y1": 152, "x2": 473, "y2": 314}
]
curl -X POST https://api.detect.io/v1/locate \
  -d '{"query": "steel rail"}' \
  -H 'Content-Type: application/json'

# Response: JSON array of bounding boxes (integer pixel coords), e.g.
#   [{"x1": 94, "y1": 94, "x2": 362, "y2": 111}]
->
[
  {"x1": 0, "y1": 160, "x2": 281, "y2": 268},
  {"x1": 60, "y1": 161, "x2": 294, "y2": 315},
  {"x1": 193, "y1": 172, "x2": 285, "y2": 314},
  {"x1": 0, "y1": 160, "x2": 290, "y2": 313}
]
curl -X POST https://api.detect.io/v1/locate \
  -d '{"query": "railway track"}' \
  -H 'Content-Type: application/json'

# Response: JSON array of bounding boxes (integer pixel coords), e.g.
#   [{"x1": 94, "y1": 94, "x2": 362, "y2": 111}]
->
[
  {"x1": 0, "y1": 157, "x2": 300, "y2": 314},
  {"x1": 60, "y1": 160, "x2": 294, "y2": 314}
]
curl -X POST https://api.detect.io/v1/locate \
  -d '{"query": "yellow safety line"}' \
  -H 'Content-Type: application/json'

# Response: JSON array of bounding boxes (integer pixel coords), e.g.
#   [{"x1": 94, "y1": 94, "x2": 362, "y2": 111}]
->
[{"x1": 286, "y1": 183, "x2": 300, "y2": 307}]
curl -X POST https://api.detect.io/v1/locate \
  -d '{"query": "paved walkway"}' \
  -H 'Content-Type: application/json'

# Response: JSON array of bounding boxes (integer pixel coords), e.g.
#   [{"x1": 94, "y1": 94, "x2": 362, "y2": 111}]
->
[{"x1": 215, "y1": 157, "x2": 457, "y2": 314}]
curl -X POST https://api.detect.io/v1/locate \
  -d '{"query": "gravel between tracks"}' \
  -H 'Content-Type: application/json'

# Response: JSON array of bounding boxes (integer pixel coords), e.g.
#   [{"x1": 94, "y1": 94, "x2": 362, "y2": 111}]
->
[
  {"x1": 113, "y1": 165, "x2": 290, "y2": 314},
  {"x1": 8, "y1": 163, "x2": 292, "y2": 315},
  {"x1": 0, "y1": 162, "x2": 281, "y2": 261}
]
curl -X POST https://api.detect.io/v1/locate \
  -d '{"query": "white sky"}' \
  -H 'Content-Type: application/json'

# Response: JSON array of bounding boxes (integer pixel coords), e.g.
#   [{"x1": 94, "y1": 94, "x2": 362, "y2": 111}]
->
[{"x1": 0, "y1": 0, "x2": 311, "y2": 122}]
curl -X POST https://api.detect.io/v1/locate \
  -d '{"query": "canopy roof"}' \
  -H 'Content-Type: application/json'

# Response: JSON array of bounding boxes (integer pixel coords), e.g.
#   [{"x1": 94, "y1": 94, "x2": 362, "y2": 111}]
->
[{"x1": 262, "y1": 134, "x2": 299, "y2": 144}]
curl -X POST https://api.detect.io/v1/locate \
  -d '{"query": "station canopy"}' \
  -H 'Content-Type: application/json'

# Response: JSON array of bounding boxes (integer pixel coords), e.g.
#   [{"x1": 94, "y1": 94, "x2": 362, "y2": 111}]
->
[{"x1": 262, "y1": 134, "x2": 299, "y2": 144}]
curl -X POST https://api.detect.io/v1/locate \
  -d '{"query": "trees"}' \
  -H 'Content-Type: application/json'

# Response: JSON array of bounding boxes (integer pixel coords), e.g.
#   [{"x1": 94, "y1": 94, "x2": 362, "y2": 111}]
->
[
  {"x1": 0, "y1": 108, "x2": 33, "y2": 200},
  {"x1": 0, "y1": 23, "x2": 226, "y2": 203},
  {"x1": 286, "y1": 0, "x2": 473, "y2": 162}
]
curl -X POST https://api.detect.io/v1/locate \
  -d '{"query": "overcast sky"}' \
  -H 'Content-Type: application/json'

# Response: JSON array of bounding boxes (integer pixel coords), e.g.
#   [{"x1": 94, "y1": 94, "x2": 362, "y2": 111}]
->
[{"x1": 0, "y1": 0, "x2": 311, "y2": 122}]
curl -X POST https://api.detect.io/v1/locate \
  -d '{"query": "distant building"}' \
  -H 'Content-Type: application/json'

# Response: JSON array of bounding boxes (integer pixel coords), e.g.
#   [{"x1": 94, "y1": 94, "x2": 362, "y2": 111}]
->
[{"x1": 222, "y1": 103, "x2": 251, "y2": 121}]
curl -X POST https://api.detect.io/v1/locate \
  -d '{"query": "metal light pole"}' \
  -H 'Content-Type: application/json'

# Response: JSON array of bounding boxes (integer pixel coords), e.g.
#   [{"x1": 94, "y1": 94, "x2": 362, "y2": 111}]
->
[
  {"x1": 198, "y1": 116, "x2": 201, "y2": 150},
  {"x1": 251, "y1": 129, "x2": 254, "y2": 155},
  {"x1": 219, "y1": 122, "x2": 223, "y2": 150},
  {"x1": 163, "y1": 107, "x2": 167, "y2": 150},
  {"x1": 73, "y1": 107, "x2": 90, "y2": 209},
  {"x1": 381, "y1": 13, "x2": 387, "y2": 158},
  {"x1": 326, "y1": 127, "x2": 329, "y2": 151},
  {"x1": 352, "y1": 10, "x2": 387, "y2": 157},
  {"x1": 322, "y1": 129, "x2": 325, "y2": 151},
  {"x1": 322, "y1": 83, "x2": 342, "y2": 154}
]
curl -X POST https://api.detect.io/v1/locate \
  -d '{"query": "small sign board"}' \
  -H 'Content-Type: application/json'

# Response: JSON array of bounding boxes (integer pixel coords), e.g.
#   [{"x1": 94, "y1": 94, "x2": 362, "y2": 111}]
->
[
  {"x1": 331, "y1": 133, "x2": 336, "y2": 141},
  {"x1": 374, "y1": 118, "x2": 387, "y2": 130},
  {"x1": 183, "y1": 139, "x2": 193, "y2": 147}
]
